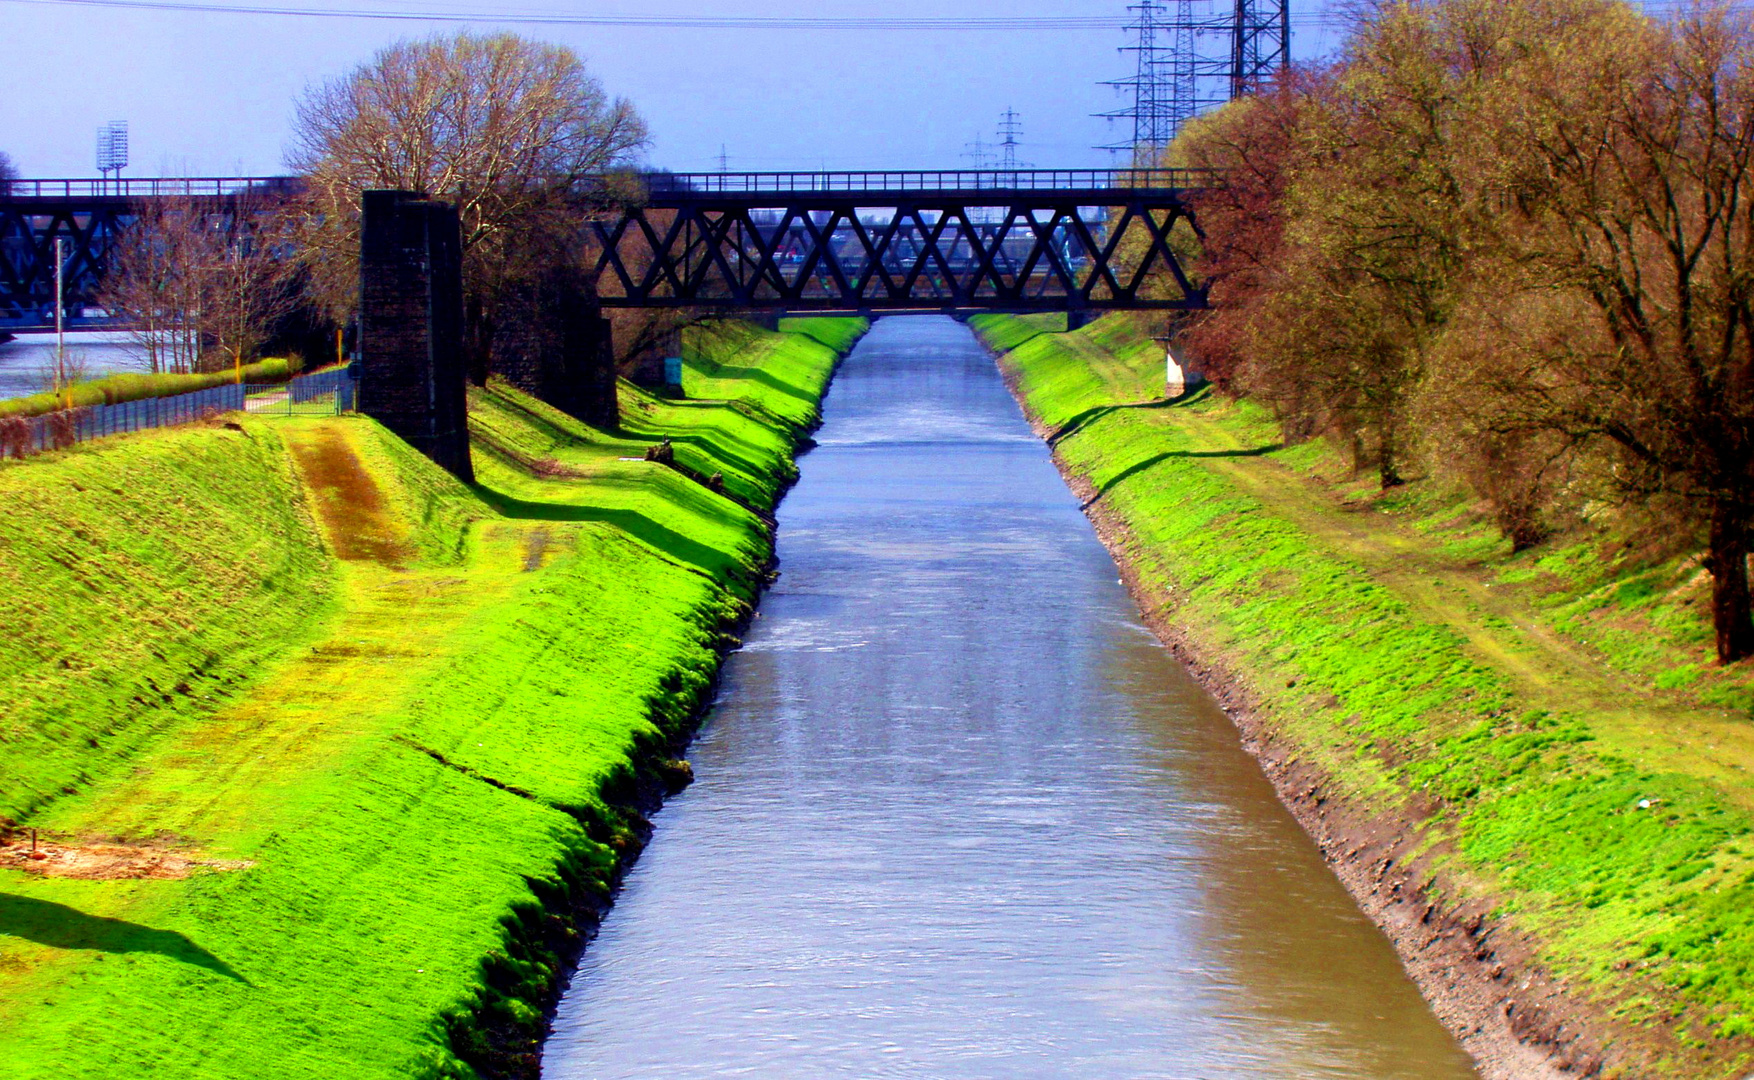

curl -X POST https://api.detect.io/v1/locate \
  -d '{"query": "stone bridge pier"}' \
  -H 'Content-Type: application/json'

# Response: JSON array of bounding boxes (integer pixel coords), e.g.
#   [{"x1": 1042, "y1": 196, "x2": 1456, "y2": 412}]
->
[
  {"x1": 358, "y1": 189, "x2": 474, "y2": 482},
  {"x1": 492, "y1": 270, "x2": 619, "y2": 429}
]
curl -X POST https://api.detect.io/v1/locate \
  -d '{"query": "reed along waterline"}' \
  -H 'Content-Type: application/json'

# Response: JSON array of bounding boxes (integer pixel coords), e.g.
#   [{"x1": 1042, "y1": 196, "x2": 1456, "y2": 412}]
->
[{"x1": 542, "y1": 316, "x2": 1477, "y2": 1079}]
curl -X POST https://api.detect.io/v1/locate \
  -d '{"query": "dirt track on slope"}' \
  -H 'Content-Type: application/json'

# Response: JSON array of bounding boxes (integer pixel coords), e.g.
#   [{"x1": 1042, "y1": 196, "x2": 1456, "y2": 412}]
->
[
  {"x1": 0, "y1": 836, "x2": 252, "y2": 880},
  {"x1": 283, "y1": 425, "x2": 414, "y2": 567}
]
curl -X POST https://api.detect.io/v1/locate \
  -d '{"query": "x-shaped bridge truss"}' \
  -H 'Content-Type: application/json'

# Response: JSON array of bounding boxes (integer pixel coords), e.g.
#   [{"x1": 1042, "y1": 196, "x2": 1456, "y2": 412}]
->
[{"x1": 588, "y1": 180, "x2": 1206, "y2": 313}]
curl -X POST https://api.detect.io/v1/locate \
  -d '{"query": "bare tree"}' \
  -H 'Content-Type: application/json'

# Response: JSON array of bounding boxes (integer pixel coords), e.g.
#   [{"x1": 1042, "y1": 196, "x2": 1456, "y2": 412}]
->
[
  {"x1": 289, "y1": 32, "x2": 648, "y2": 380},
  {"x1": 100, "y1": 194, "x2": 297, "y2": 374},
  {"x1": 201, "y1": 198, "x2": 301, "y2": 376},
  {"x1": 0, "y1": 151, "x2": 17, "y2": 196},
  {"x1": 101, "y1": 196, "x2": 203, "y2": 373}
]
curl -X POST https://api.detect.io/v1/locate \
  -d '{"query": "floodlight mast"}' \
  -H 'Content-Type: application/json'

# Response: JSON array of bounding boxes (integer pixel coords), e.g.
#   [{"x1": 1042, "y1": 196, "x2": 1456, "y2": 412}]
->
[{"x1": 96, "y1": 121, "x2": 129, "y2": 193}]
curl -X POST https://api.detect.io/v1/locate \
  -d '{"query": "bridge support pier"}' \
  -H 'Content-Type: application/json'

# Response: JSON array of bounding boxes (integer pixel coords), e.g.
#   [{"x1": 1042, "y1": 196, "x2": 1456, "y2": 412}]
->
[
  {"x1": 627, "y1": 324, "x2": 683, "y2": 392},
  {"x1": 1066, "y1": 309, "x2": 1099, "y2": 332},
  {"x1": 493, "y1": 273, "x2": 619, "y2": 428},
  {"x1": 358, "y1": 190, "x2": 473, "y2": 482}
]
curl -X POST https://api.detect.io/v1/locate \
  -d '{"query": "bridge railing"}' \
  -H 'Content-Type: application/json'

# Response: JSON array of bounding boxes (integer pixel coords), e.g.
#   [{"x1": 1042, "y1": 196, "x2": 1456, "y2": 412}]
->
[
  {"x1": 0, "y1": 177, "x2": 304, "y2": 199},
  {"x1": 2, "y1": 169, "x2": 1211, "y2": 204},
  {"x1": 641, "y1": 169, "x2": 1211, "y2": 194}
]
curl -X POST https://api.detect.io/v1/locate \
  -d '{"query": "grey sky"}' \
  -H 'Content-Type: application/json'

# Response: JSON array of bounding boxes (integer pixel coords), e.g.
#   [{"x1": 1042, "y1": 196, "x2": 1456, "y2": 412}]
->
[{"x1": 2, "y1": 1, "x2": 1345, "y2": 178}]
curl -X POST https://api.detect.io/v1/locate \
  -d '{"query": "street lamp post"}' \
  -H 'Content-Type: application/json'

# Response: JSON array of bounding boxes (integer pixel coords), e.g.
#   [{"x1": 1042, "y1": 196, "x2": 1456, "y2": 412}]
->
[{"x1": 53, "y1": 236, "x2": 67, "y2": 403}]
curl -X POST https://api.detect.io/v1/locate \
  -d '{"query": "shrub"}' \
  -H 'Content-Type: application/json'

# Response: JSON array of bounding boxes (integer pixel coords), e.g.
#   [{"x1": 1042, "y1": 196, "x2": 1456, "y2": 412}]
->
[{"x1": 0, "y1": 357, "x2": 306, "y2": 421}]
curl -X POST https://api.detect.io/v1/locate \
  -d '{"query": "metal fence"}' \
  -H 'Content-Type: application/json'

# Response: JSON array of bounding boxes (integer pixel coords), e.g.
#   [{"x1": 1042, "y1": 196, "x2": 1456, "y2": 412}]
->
[
  {"x1": 244, "y1": 367, "x2": 356, "y2": 416},
  {"x1": 0, "y1": 367, "x2": 356, "y2": 459}
]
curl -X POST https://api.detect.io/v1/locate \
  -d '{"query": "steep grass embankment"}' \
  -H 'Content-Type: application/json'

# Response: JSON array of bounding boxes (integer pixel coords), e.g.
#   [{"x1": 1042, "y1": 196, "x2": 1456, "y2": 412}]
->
[
  {"x1": 0, "y1": 317, "x2": 866, "y2": 1080},
  {"x1": 973, "y1": 312, "x2": 1754, "y2": 1080}
]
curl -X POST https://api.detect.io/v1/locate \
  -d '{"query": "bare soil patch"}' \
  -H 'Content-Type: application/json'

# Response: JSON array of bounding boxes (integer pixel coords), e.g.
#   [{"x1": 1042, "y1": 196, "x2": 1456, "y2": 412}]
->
[
  {"x1": 0, "y1": 837, "x2": 252, "y2": 880},
  {"x1": 285, "y1": 426, "x2": 415, "y2": 567}
]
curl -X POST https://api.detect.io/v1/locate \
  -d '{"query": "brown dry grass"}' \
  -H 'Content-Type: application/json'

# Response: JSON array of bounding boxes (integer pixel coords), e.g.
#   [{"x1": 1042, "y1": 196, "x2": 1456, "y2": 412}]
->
[{"x1": 283, "y1": 425, "x2": 415, "y2": 566}]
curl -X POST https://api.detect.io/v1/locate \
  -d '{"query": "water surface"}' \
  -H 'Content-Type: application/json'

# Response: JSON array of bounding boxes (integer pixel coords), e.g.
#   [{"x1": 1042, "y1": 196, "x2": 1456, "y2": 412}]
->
[
  {"x1": 544, "y1": 316, "x2": 1478, "y2": 1079},
  {"x1": 0, "y1": 332, "x2": 139, "y2": 399}
]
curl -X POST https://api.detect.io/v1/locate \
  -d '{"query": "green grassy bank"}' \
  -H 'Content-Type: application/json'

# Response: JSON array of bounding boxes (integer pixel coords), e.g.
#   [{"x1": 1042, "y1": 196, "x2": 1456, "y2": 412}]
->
[
  {"x1": 0, "y1": 316, "x2": 866, "y2": 1079},
  {"x1": 973, "y1": 312, "x2": 1754, "y2": 1080}
]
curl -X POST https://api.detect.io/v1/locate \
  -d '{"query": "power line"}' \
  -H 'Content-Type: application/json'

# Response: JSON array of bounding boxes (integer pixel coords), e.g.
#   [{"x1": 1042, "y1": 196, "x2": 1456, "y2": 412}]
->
[
  {"x1": 5, "y1": 0, "x2": 1131, "y2": 29},
  {"x1": 11, "y1": 0, "x2": 1732, "y2": 38}
]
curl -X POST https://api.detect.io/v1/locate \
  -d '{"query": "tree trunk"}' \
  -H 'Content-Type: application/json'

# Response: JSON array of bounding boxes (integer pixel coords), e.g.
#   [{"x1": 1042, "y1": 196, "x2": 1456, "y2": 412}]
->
[
  {"x1": 1378, "y1": 421, "x2": 1404, "y2": 490},
  {"x1": 1705, "y1": 498, "x2": 1754, "y2": 664}
]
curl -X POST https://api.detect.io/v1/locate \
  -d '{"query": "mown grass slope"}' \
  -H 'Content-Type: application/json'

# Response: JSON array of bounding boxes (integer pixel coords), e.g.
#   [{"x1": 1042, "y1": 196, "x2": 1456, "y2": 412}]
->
[
  {"x1": 0, "y1": 421, "x2": 336, "y2": 825},
  {"x1": 972, "y1": 311, "x2": 1754, "y2": 1079},
  {"x1": 0, "y1": 317, "x2": 865, "y2": 1080}
]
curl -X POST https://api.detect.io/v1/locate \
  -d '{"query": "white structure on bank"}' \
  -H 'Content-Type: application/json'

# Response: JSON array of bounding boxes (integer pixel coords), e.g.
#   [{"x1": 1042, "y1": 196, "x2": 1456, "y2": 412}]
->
[{"x1": 1166, "y1": 343, "x2": 1205, "y2": 396}]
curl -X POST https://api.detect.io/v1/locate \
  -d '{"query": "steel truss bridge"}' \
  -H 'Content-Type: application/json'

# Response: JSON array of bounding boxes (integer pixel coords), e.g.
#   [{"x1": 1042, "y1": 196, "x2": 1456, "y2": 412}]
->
[
  {"x1": 0, "y1": 177, "x2": 298, "y2": 332},
  {"x1": 0, "y1": 170, "x2": 1208, "y2": 332},
  {"x1": 593, "y1": 169, "x2": 1207, "y2": 315}
]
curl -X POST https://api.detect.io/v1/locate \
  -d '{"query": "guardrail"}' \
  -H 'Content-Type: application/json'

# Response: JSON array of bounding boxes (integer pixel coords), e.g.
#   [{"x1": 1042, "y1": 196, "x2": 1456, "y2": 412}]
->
[
  {"x1": 1, "y1": 169, "x2": 1211, "y2": 203},
  {"x1": 0, "y1": 177, "x2": 304, "y2": 199},
  {"x1": 642, "y1": 169, "x2": 1212, "y2": 194}
]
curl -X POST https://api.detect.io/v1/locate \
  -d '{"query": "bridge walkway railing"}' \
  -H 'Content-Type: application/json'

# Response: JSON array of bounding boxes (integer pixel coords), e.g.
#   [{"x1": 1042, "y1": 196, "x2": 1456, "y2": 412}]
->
[{"x1": 641, "y1": 168, "x2": 1211, "y2": 196}]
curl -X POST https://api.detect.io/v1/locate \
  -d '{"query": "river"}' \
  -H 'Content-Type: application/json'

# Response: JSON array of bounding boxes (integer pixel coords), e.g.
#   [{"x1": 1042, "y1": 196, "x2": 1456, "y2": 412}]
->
[
  {"x1": 542, "y1": 316, "x2": 1478, "y2": 1079},
  {"x1": 0, "y1": 332, "x2": 140, "y2": 400}
]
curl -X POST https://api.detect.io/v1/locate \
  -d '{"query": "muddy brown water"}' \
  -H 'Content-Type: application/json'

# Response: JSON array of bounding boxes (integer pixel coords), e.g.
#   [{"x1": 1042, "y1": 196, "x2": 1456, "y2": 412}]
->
[{"x1": 543, "y1": 316, "x2": 1479, "y2": 1079}]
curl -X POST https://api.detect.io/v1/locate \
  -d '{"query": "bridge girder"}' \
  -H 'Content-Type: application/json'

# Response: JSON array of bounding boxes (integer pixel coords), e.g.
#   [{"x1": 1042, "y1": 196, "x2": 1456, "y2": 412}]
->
[
  {"x1": 591, "y1": 183, "x2": 1206, "y2": 313},
  {"x1": 0, "y1": 172, "x2": 1208, "y2": 331}
]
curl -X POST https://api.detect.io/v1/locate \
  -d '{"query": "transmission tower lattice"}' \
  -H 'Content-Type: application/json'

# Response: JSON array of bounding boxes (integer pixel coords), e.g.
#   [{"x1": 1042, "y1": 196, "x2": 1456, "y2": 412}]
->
[
  {"x1": 1098, "y1": 0, "x2": 1288, "y2": 161},
  {"x1": 1230, "y1": 0, "x2": 1290, "y2": 98},
  {"x1": 997, "y1": 107, "x2": 1031, "y2": 170}
]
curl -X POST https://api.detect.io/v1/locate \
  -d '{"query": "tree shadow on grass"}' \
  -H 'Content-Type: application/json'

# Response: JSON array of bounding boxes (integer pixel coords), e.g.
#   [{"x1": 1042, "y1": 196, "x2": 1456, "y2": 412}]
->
[
  {"x1": 472, "y1": 485, "x2": 736, "y2": 580},
  {"x1": 1048, "y1": 385, "x2": 1214, "y2": 447},
  {"x1": 0, "y1": 893, "x2": 248, "y2": 984},
  {"x1": 1081, "y1": 440, "x2": 1284, "y2": 509}
]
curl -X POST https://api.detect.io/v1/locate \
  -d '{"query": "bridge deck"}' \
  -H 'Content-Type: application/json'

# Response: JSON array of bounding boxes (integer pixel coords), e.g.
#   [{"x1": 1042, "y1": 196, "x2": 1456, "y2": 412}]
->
[{"x1": 1, "y1": 171, "x2": 1209, "y2": 329}]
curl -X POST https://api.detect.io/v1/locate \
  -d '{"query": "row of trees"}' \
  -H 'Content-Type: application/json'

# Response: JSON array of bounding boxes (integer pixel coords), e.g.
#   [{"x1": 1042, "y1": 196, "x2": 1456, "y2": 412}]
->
[{"x1": 1172, "y1": 0, "x2": 1754, "y2": 663}]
